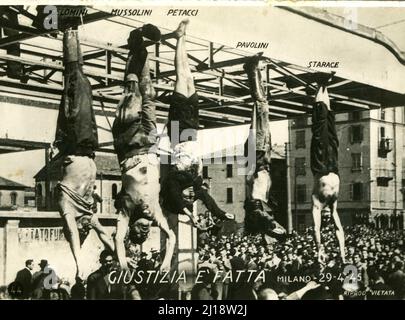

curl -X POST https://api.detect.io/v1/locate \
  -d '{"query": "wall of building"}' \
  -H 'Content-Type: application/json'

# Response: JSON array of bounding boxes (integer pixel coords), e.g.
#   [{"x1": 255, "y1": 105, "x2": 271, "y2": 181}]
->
[
  {"x1": 0, "y1": 212, "x2": 162, "y2": 287},
  {"x1": 289, "y1": 107, "x2": 405, "y2": 229},
  {"x1": 201, "y1": 155, "x2": 287, "y2": 230},
  {"x1": 369, "y1": 107, "x2": 405, "y2": 216},
  {"x1": 0, "y1": 189, "x2": 25, "y2": 208},
  {"x1": 202, "y1": 159, "x2": 246, "y2": 224}
]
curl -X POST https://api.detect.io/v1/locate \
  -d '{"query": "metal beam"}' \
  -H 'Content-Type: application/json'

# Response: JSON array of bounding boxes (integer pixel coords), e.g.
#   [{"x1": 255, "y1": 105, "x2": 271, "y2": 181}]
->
[{"x1": 0, "y1": 11, "x2": 112, "y2": 47}]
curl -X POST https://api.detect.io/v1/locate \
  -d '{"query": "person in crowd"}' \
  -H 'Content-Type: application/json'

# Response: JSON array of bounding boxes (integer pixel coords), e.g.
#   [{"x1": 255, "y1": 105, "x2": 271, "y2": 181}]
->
[
  {"x1": 14, "y1": 259, "x2": 34, "y2": 299},
  {"x1": 92, "y1": 186, "x2": 103, "y2": 213},
  {"x1": 366, "y1": 268, "x2": 393, "y2": 300},
  {"x1": 196, "y1": 222, "x2": 405, "y2": 300},
  {"x1": 386, "y1": 261, "x2": 405, "y2": 299},
  {"x1": 31, "y1": 259, "x2": 57, "y2": 300},
  {"x1": 70, "y1": 278, "x2": 86, "y2": 300},
  {"x1": 86, "y1": 250, "x2": 124, "y2": 300},
  {"x1": 191, "y1": 267, "x2": 218, "y2": 300}
]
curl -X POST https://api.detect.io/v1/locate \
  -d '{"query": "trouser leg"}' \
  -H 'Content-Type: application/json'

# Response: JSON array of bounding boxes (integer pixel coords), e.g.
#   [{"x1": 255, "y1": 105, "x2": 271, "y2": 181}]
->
[{"x1": 243, "y1": 55, "x2": 283, "y2": 236}]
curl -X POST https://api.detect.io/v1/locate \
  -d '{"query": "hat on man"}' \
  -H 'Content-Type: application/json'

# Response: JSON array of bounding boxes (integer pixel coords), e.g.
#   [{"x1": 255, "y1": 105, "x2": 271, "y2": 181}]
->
[{"x1": 39, "y1": 259, "x2": 48, "y2": 268}]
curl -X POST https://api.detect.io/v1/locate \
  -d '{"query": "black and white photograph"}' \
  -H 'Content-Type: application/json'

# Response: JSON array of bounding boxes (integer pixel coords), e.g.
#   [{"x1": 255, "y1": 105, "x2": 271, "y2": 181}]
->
[{"x1": 0, "y1": 1, "x2": 405, "y2": 303}]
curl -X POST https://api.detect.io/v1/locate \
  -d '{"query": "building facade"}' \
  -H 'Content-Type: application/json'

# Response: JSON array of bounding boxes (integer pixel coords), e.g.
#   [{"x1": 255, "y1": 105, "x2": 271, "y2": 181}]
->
[
  {"x1": 201, "y1": 144, "x2": 287, "y2": 232},
  {"x1": 0, "y1": 176, "x2": 30, "y2": 209},
  {"x1": 288, "y1": 107, "x2": 405, "y2": 231}
]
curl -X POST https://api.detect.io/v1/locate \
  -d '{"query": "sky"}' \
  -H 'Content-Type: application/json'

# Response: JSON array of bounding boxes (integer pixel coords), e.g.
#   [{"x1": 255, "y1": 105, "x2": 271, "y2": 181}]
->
[{"x1": 1, "y1": 4, "x2": 405, "y2": 187}]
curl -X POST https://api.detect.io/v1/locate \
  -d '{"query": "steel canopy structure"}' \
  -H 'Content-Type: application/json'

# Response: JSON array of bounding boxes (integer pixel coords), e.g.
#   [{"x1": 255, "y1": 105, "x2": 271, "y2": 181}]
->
[{"x1": 1, "y1": 5, "x2": 405, "y2": 154}]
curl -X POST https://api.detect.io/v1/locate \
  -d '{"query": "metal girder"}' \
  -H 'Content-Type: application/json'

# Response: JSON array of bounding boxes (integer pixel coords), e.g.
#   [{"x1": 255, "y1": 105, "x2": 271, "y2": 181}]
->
[
  {"x1": 0, "y1": 11, "x2": 112, "y2": 47},
  {"x1": 1, "y1": 6, "x2": 404, "y2": 130}
]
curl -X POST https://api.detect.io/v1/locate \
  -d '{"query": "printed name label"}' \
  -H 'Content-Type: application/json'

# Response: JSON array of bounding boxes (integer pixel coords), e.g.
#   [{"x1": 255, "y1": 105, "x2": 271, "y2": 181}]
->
[
  {"x1": 307, "y1": 61, "x2": 340, "y2": 68},
  {"x1": 236, "y1": 42, "x2": 269, "y2": 49},
  {"x1": 111, "y1": 9, "x2": 152, "y2": 16},
  {"x1": 167, "y1": 9, "x2": 199, "y2": 16}
]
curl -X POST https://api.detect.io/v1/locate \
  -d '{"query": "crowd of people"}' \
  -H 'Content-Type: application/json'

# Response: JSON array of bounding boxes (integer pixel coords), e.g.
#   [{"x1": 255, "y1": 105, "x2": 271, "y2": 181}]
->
[
  {"x1": 195, "y1": 214, "x2": 405, "y2": 300},
  {"x1": 3, "y1": 213, "x2": 405, "y2": 300}
]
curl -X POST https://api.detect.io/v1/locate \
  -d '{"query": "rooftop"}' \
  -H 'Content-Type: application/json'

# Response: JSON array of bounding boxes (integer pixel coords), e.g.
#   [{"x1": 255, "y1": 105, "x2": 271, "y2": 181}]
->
[{"x1": 0, "y1": 176, "x2": 29, "y2": 189}]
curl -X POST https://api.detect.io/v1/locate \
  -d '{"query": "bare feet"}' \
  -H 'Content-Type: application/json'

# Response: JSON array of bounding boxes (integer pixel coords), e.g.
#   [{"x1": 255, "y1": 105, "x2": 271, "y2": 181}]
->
[{"x1": 174, "y1": 19, "x2": 190, "y2": 38}]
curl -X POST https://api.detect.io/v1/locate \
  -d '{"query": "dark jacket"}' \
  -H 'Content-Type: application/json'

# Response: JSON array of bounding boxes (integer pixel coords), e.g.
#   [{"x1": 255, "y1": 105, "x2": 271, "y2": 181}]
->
[
  {"x1": 310, "y1": 101, "x2": 339, "y2": 176},
  {"x1": 161, "y1": 170, "x2": 226, "y2": 219},
  {"x1": 15, "y1": 268, "x2": 32, "y2": 299},
  {"x1": 86, "y1": 268, "x2": 124, "y2": 300},
  {"x1": 367, "y1": 282, "x2": 394, "y2": 300}
]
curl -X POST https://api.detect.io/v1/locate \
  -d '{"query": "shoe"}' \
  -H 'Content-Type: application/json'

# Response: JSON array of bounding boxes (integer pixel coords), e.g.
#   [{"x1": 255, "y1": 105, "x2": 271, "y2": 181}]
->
[
  {"x1": 141, "y1": 24, "x2": 161, "y2": 42},
  {"x1": 127, "y1": 29, "x2": 144, "y2": 52},
  {"x1": 314, "y1": 71, "x2": 334, "y2": 87}
]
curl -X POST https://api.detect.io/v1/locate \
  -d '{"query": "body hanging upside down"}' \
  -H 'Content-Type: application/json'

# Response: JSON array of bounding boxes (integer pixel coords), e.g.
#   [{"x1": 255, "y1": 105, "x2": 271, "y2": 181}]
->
[
  {"x1": 112, "y1": 24, "x2": 175, "y2": 272},
  {"x1": 54, "y1": 27, "x2": 114, "y2": 281},
  {"x1": 310, "y1": 77, "x2": 345, "y2": 264},
  {"x1": 160, "y1": 19, "x2": 234, "y2": 228},
  {"x1": 243, "y1": 54, "x2": 286, "y2": 239}
]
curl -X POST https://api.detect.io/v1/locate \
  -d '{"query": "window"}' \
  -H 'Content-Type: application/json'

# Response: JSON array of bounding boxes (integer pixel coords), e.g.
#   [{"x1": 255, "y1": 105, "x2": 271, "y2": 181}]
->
[
  {"x1": 10, "y1": 192, "x2": 17, "y2": 206},
  {"x1": 295, "y1": 130, "x2": 306, "y2": 149},
  {"x1": 296, "y1": 184, "x2": 307, "y2": 203},
  {"x1": 378, "y1": 127, "x2": 391, "y2": 158},
  {"x1": 379, "y1": 187, "x2": 386, "y2": 206},
  {"x1": 380, "y1": 108, "x2": 385, "y2": 120},
  {"x1": 350, "y1": 183, "x2": 363, "y2": 201},
  {"x1": 349, "y1": 125, "x2": 363, "y2": 143},
  {"x1": 36, "y1": 184, "x2": 42, "y2": 196},
  {"x1": 112, "y1": 183, "x2": 118, "y2": 199},
  {"x1": 380, "y1": 127, "x2": 385, "y2": 140},
  {"x1": 295, "y1": 157, "x2": 306, "y2": 176},
  {"x1": 402, "y1": 179, "x2": 405, "y2": 198},
  {"x1": 226, "y1": 188, "x2": 233, "y2": 203},
  {"x1": 294, "y1": 116, "x2": 307, "y2": 128},
  {"x1": 0, "y1": 192, "x2": 2, "y2": 206},
  {"x1": 226, "y1": 164, "x2": 233, "y2": 178},
  {"x1": 297, "y1": 215, "x2": 306, "y2": 233},
  {"x1": 351, "y1": 153, "x2": 362, "y2": 171},
  {"x1": 202, "y1": 166, "x2": 209, "y2": 179},
  {"x1": 403, "y1": 107, "x2": 405, "y2": 123},
  {"x1": 377, "y1": 177, "x2": 390, "y2": 187}
]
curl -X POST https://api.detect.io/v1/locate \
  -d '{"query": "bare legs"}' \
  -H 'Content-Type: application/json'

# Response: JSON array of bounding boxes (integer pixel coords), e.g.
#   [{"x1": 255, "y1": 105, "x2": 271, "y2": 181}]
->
[
  {"x1": 174, "y1": 19, "x2": 195, "y2": 97},
  {"x1": 332, "y1": 200, "x2": 346, "y2": 263},
  {"x1": 62, "y1": 213, "x2": 82, "y2": 278}
]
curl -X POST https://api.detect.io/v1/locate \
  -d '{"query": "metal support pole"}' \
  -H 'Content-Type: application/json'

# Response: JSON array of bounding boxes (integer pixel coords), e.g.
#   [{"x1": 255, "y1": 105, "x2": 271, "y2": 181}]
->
[
  {"x1": 100, "y1": 172, "x2": 103, "y2": 213},
  {"x1": 155, "y1": 43, "x2": 160, "y2": 80},
  {"x1": 294, "y1": 162, "x2": 298, "y2": 231},
  {"x1": 105, "y1": 49, "x2": 112, "y2": 86},
  {"x1": 208, "y1": 42, "x2": 214, "y2": 69},
  {"x1": 44, "y1": 147, "x2": 50, "y2": 210},
  {"x1": 285, "y1": 142, "x2": 293, "y2": 234}
]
